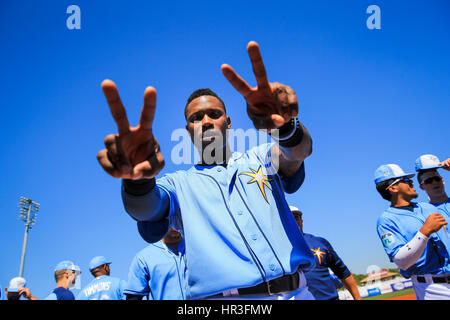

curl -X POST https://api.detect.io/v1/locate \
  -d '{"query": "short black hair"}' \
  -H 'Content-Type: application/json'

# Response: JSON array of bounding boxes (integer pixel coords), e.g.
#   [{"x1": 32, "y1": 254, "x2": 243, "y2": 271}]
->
[
  {"x1": 376, "y1": 178, "x2": 397, "y2": 201},
  {"x1": 292, "y1": 210, "x2": 303, "y2": 218},
  {"x1": 417, "y1": 169, "x2": 438, "y2": 185},
  {"x1": 184, "y1": 88, "x2": 226, "y2": 119}
]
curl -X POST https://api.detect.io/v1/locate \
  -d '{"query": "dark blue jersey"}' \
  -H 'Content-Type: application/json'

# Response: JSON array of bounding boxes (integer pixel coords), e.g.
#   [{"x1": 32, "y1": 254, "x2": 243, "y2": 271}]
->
[
  {"x1": 303, "y1": 233, "x2": 351, "y2": 300},
  {"x1": 45, "y1": 287, "x2": 75, "y2": 300}
]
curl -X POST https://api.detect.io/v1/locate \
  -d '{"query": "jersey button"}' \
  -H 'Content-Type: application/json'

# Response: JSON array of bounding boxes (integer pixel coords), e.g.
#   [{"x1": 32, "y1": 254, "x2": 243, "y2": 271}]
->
[
  {"x1": 269, "y1": 264, "x2": 276, "y2": 271},
  {"x1": 251, "y1": 234, "x2": 258, "y2": 240},
  {"x1": 237, "y1": 210, "x2": 243, "y2": 216}
]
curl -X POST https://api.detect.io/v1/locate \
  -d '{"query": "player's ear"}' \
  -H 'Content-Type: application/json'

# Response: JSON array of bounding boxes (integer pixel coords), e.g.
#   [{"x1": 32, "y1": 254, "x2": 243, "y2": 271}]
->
[
  {"x1": 387, "y1": 185, "x2": 398, "y2": 195},
  {"x1": 227, "y1": 116, "x2": 231, "y2": 129},
  {"x1": 419, "y1": 184, "x2": 425, "y2": 190}
]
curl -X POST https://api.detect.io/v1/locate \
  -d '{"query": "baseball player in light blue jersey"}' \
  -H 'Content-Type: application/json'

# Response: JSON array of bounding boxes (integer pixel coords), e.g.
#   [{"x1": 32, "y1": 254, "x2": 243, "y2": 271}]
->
[
  {"x1": 124, "y1": 228, "x2": 186, "y2": 300},
  {"x1": 415, "y1": 154, "x2": 450, "y2": 216},
  {"x1": 97, "y1": 41, "x2": 316, "y2": 299},
  {"x1": 374, "y1": 164, "x2": 450, "y2": 300},
  {"x1": 77, "y1": 256, "x2": 126, "y2": 300}
]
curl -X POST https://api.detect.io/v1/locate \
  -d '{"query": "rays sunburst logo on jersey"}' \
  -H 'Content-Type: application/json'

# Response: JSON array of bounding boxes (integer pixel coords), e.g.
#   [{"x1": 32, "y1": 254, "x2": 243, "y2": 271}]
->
[
  {"x1": 239, "y1": 166, "x2": 273, "y2": 203},
  {"x1": 311, "y1": 247, "x2": 326, "y2": 265}
]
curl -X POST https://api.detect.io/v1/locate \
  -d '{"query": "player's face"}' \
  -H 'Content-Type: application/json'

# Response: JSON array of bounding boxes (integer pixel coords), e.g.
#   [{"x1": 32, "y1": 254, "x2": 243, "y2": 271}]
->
[
  {"x1": 164, "y1": 228, "x2": 182, "y2": 243},
  {"x1": 293, "y1": 212, "x2": 303, "y2": 232},
  {"x1": 185, "y1": 95, "x2": 230, "y2": 153},
  {"x1": 393, "y1": 178, "x2": 418, "y2": 200},
  {"x1": 420, "y1": 171, "x2": 445, "y2": 197}
]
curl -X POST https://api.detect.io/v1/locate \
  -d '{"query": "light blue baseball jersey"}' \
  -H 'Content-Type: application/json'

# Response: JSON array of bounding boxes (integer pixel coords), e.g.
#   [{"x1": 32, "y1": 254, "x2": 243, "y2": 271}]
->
[
  {"x1": 124, "y1": 240, "x2": 186, "y2": 300},
  {"x1": 77, "y1": 275, "x2": 126, "y2": 300},
  {"x1": 430, "y1": 199, "x2": 450, "y2": 217},
  {"x1": 377, "y1": 202, "x2": 450, "y2": 278},
  {"x1": 124, "y1": 143, "x2": 315, "y2": 299}
]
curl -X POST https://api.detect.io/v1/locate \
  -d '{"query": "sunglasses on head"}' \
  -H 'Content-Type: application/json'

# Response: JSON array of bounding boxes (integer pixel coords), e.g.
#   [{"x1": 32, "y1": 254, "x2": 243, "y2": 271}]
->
[
  {"x1": 386, "y1": 177, "x2": 413, "y2": 190},
  {"x1": 421, "y1": 176, "x2": 442, "y2": 185}
]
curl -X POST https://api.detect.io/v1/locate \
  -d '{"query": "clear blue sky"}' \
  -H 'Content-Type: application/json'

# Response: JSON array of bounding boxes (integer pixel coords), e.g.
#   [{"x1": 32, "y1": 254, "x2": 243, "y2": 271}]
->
[{"x1": 0, "y1": 1, "x2": 449, "y2": 298}]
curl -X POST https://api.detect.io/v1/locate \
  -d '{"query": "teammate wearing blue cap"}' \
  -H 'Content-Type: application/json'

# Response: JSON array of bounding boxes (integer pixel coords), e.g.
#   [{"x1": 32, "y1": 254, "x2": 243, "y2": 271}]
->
[
  {"x1": 45, "y1": 260, "x2": 81, "y2": 300},
  {"x1": 97, "y1": 41, "x2": 315, "y2": 299},
  {"x1": 290, "y1": 206, "x2": 361, "y2": 300},
  {"x1": 77, "y1": 256, "x2": 126, "y2": 300},
  {"x1": 415, "y1": 154, "x2": 450, "y2": 214},
  {"x1": 124, "y1": 228, "x2": 186, "y2": 300},
  {"x1": 374, "y1": 164, "x2": 450, "y2": 300}
]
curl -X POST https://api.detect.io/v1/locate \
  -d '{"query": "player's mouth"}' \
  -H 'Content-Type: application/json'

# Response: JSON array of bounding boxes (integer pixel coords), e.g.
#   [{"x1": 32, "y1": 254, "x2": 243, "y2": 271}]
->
[{"x1": 201, "y1": 130, "x2": 219, "y2": 141}]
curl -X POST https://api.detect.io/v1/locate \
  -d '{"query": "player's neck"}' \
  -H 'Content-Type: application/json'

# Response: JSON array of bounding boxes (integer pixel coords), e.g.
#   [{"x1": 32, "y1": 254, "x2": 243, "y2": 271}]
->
[
  {"x1": 429, "y1": 193, "x2": 448, "y2": 204},
  {"x1": 198, "y1": 144, "x2": 232, "y2": 166},
  {"x1": 56, "y1": 280, "x2": 68, "y2": 290},
  {"x1": 162, "y1": 238, "x2": 182, "y2": 245},
  {"x1": 391, "y1": 196, "x2": 411, "y2": 208}
]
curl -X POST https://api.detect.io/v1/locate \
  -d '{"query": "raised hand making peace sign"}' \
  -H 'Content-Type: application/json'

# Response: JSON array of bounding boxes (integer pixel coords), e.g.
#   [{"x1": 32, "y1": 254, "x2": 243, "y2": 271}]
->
[
  {"x1": 221, "y1": 41, "x2": 299, "y2": 131},
  {"x1": 97, "y1": 80, "x2": 164, "y2": 180}
]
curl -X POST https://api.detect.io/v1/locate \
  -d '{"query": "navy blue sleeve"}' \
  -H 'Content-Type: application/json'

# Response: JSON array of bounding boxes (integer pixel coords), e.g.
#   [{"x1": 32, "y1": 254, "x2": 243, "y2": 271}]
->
[
  {"x1": 137, "y1": 219, "x2": 170, "y2": 243},
  {"x1": 281, "y1": 161, "x2": 305, "y2": 194},
  {"x1": 324, "y1": 239, "x2": 351, "y2": 280}
]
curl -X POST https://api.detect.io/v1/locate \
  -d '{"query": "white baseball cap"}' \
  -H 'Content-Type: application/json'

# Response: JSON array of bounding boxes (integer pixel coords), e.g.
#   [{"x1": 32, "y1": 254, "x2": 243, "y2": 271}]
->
[
  {"x1": 415, "y1": 154, "x2": 441, "y2": 172},
  {"x1": 289, "y1": 205, "x2": 301, "y2": 212},
  {"x1": 7, "y1": 277, "x2": 26, "y2": 293}
]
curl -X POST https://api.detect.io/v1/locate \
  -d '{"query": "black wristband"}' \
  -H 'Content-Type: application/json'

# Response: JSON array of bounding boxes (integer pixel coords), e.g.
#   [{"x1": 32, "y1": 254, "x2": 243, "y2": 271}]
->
[
  {"x1": 122, "y1": 178, "x2": 156, "y2": 196},
  {"x1": 277, "y1": 117, "x2": 297, "y2": 139},
  {"x1": 270, "y1": 117, "x2": 304, "y2": 148}
]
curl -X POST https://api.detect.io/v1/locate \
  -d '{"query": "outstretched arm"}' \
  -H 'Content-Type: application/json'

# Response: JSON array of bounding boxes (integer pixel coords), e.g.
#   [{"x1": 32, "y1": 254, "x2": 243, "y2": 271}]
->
[
  {"x1": 97, "y1": 80, "x2": 168, "y2": 222},
  {"x1": 221, "y1": 41, "x2": 312, "y2": 178}
]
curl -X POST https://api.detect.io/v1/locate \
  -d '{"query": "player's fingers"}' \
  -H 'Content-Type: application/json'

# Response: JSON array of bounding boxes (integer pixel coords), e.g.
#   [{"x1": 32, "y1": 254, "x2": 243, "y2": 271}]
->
[
  {"x1": 271, "y1": 114, "x2": 286, "y2": 128},
  {"x1": 104, "y1": 134, "x2": 131, "y2": 174},
  {"x1": 139, "y1": 86, "x2": 157, "y2": 130},
  {"x1": 247, "y1": 41, "x2": 270, "y2": 90},
  {"x1": 440, "y1": 159, "x2": 450, "y2": 169},
  {"x1": 132, "y1": 147, "x2": 164, "y2": 179},
  {"x1": 101, "y1": 79, "x2": 131, "y2": 135},
  {"x1": 97, "y1": 149, "x2": 121, "y2": 178},
  {"x1": 221, "y1": 64, "x2": 253, "y2": 98},
  {"x1": 250, "y1": 113, "x2": 277, "y2": 130},
  {"x1": 285, "y1": 85, "x2": 299, "y2": 118}
]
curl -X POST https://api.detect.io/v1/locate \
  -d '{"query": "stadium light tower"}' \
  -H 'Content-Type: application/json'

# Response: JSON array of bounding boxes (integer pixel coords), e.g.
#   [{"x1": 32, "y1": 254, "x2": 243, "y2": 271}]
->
[{"x1": 18, "y1": 196, "x2": 40, "y2": 277}]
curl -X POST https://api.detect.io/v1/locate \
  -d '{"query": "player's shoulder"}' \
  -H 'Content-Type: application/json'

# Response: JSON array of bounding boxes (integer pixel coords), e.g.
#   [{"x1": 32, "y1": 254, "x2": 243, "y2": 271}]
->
[
  {"x1": 376, "y1": 209, "x2": 396, "y2": 227},
  {"x1": 309, "y1": 233, "x2": 332, "y2": 246},
  {"x1": 416, "y1": 201, "x2": 439, "y2": 212},
  {"x1": 245, "y1": 143, "x2": 273, "y2": 159},
  {"x1": 136, "y1": 242, "x2": 164, "y2": 258},
  {"x1": 108, "y1": 275, "x2": 125, "y2": 284}
]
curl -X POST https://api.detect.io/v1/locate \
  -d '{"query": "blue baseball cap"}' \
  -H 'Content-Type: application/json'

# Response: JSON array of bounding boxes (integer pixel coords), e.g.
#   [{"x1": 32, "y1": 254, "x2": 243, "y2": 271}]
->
[
  {"x1": 7, "y1": 277, "x2": 26, "y2": 293},
  {"x1": 89, "y1": 256, "x2": 111, "y2": 271},
  {"x1": 54, "y1": 260, "x2": 81, "y2": 274},
  {"x1": 415, "y1": 154, "x2": 441, "y2": 172},
  {"x1": 374, "y1": 164, "x2": 415, "y2": 184}
]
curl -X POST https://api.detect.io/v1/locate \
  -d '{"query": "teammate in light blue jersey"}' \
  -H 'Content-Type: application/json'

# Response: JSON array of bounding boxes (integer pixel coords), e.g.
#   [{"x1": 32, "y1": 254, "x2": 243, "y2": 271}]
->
[
  {"x1": 125, "y1": 228, "x2": 186, "y2": 300},
  {"x1": 97, "y1": 41, "x2": 316, "y2": 299},
  {"x1": 374, "y1": 164, "x2": 450, "y2": 300},
  {"x1": 77, "y1": 256, "x2": 126, "y2": 300},
  {"x1": 415, "y1": 154, "x2": 450, "y2": 216}
]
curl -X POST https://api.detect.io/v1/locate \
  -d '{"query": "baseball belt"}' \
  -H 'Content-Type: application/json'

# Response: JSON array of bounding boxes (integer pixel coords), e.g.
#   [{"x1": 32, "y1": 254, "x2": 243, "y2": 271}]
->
[
  {"x1": 211, "y1": 272, "x2": 300, "y2": 297},
  {"x1": 416, "y1": 274, "x2": 450, "y2": 284}
]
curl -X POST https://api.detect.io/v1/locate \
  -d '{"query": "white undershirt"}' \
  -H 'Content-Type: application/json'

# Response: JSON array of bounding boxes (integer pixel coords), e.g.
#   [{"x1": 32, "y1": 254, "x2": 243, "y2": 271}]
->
[{"x1": 393, "y1": 231, "x2": 429, "y2": 270}]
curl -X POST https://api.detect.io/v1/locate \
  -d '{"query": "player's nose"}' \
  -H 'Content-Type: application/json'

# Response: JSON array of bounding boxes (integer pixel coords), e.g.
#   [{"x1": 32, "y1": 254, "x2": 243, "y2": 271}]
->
[{"x1": 201, "y1": 114, "x2": 213, "y2": 125}]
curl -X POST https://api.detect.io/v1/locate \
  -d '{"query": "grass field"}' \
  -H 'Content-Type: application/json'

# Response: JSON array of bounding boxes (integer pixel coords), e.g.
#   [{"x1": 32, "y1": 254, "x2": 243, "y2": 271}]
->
[{"x1": 362, "y1": 288, "x2": 415, "y2": 300}]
